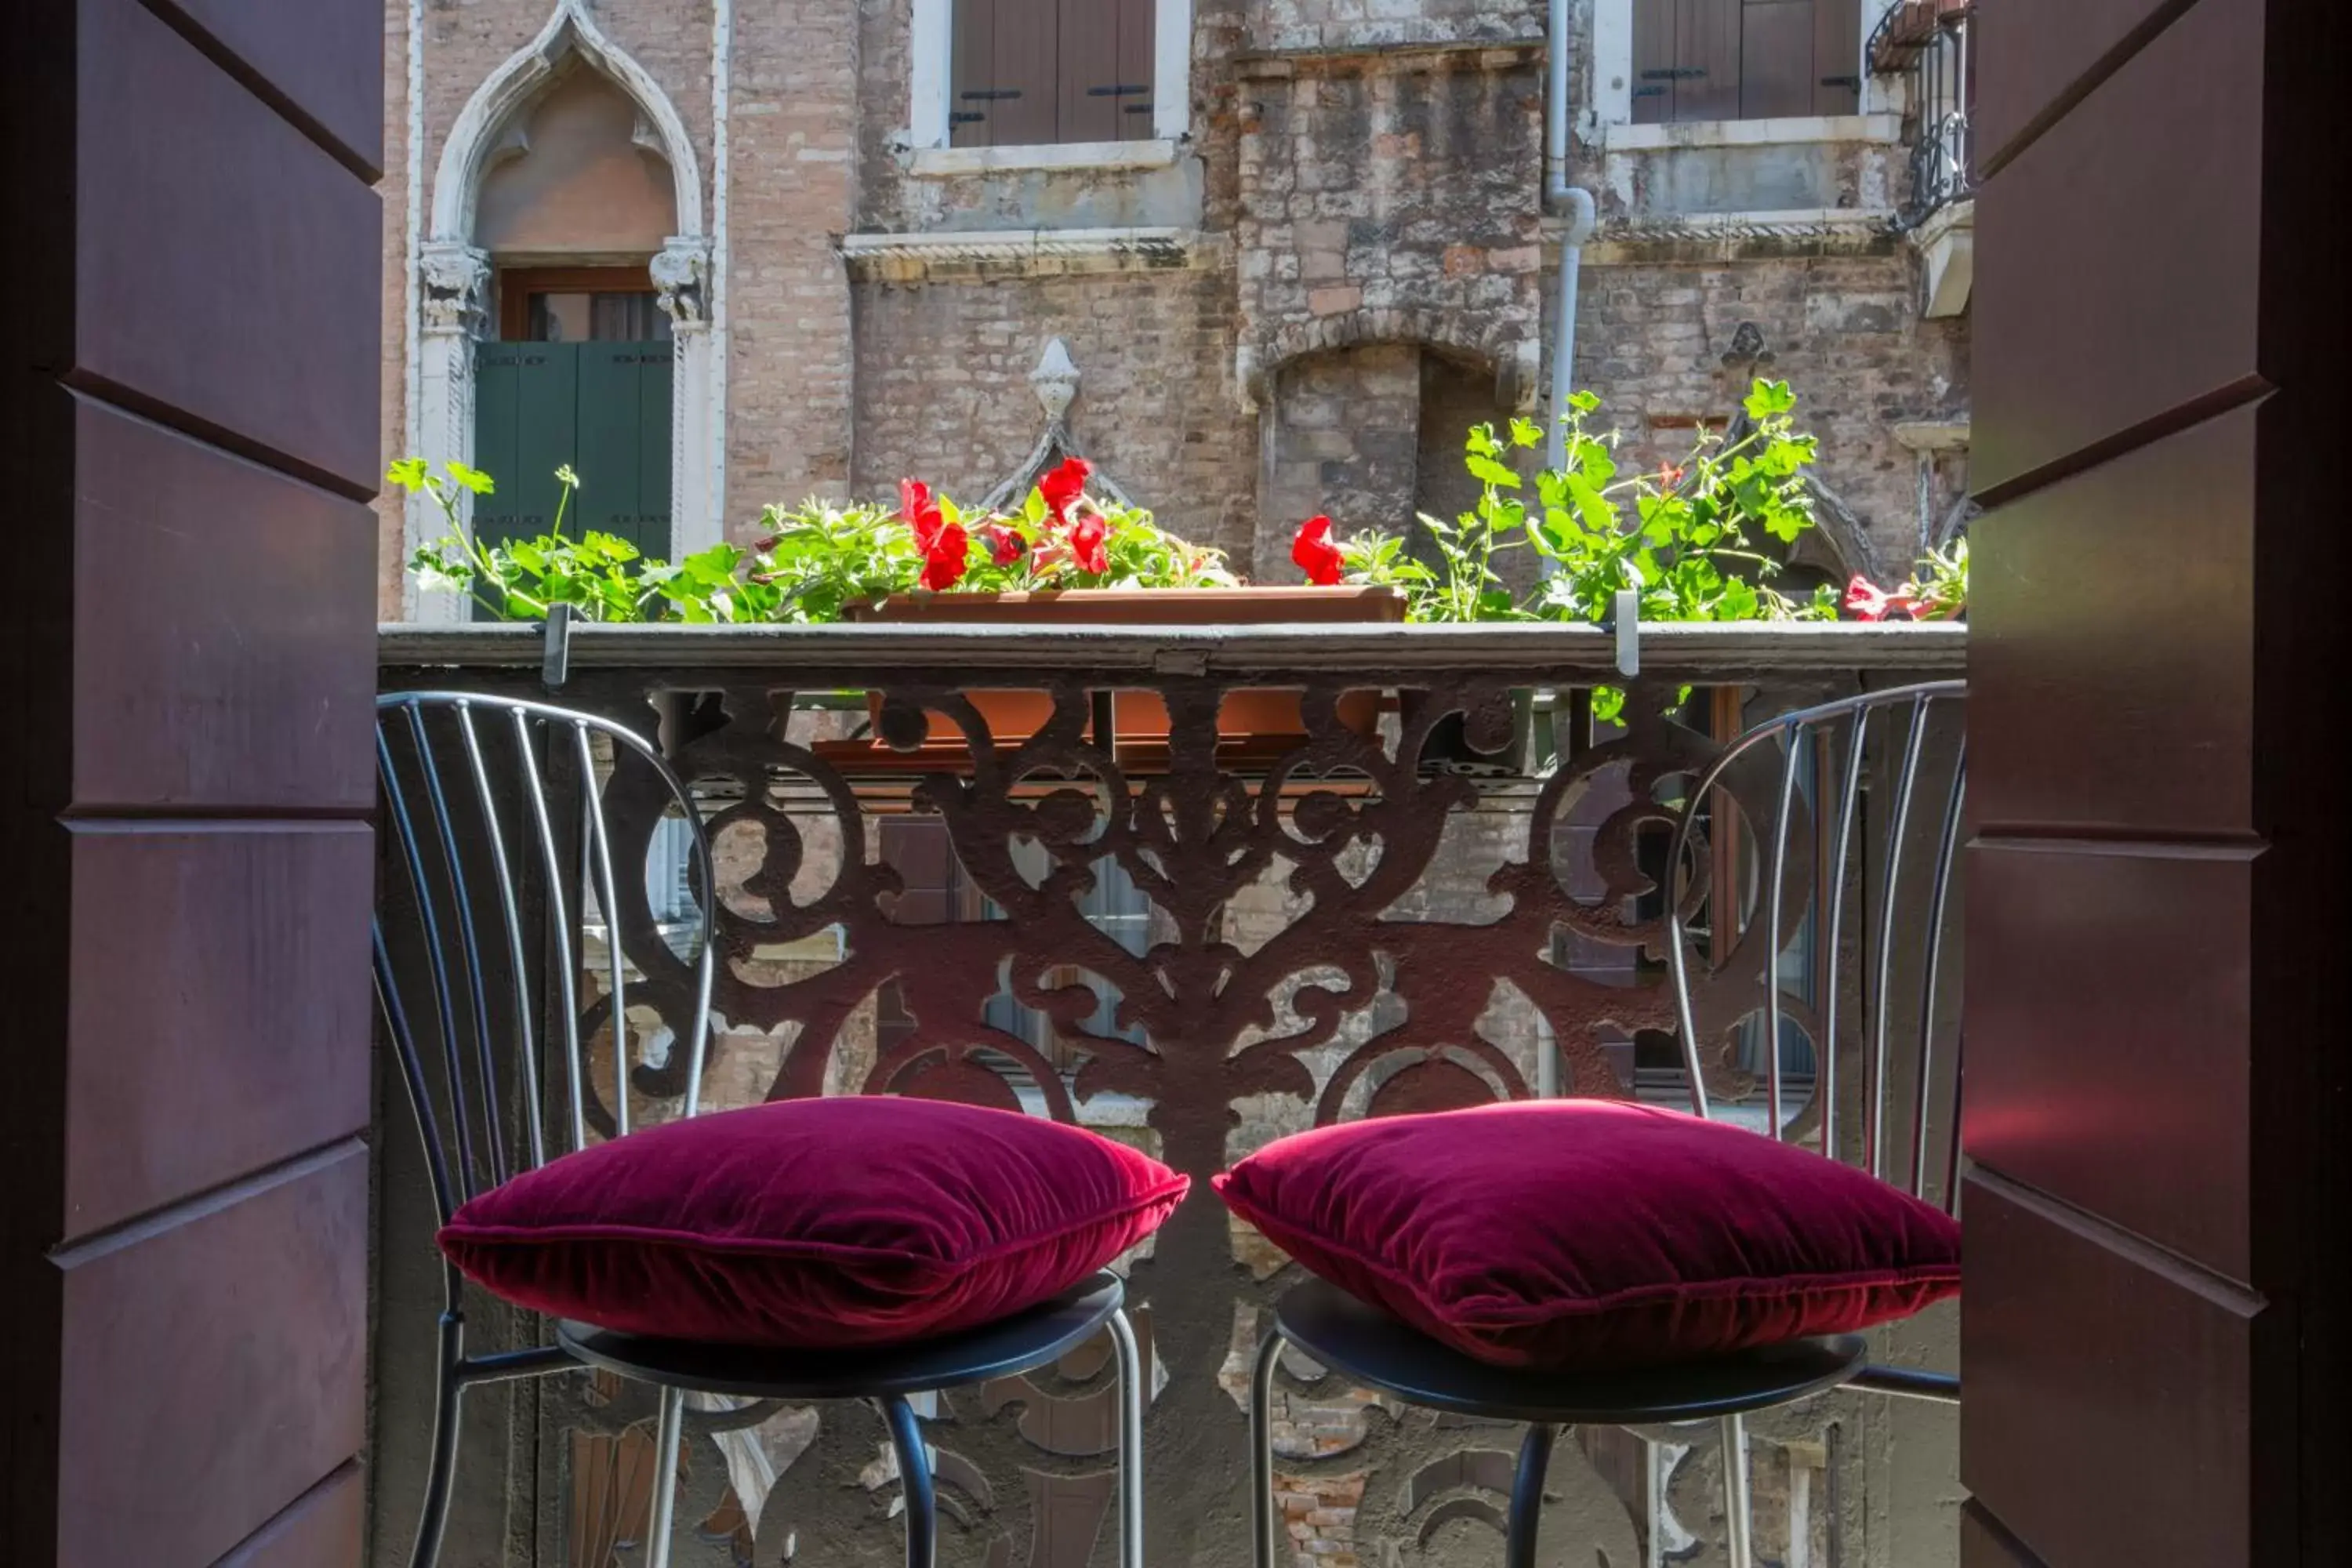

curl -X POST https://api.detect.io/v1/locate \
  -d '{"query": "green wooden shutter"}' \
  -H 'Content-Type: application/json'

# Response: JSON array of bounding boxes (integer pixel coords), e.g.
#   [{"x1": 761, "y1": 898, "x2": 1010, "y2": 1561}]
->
[
  {"x1": 473, "y1": 339, "x2": 672, "y2": 564},
  {"x1": 575, "y1": 342, "x2": 671, "y2": 557},
  {"x1": 473, "y1": 343, "x2": 524, "y2": 543},
  {"x1": 510, "y1": 343, "x2": 579, "y2": 539}
]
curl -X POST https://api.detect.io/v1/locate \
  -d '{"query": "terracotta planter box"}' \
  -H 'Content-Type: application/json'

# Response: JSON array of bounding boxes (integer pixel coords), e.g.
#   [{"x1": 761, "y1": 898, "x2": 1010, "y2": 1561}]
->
[{"x1": 829, "y1": 587, "x2": 1404, "y2": 771}]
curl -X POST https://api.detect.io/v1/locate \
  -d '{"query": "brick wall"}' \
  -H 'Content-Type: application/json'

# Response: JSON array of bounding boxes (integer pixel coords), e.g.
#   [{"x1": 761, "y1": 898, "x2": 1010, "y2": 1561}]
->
[{"x1": 847, "y1": 263, "x2": 1261, "y2": 562}]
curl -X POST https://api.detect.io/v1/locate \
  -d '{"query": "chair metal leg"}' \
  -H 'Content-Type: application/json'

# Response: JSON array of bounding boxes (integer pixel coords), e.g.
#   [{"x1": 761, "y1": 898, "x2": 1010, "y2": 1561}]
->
[
  {"x1": 883, "y1": 1394, "x2": 938, "y2": 1568},
  {"x1": 1720, "y1": 1414, "x2": 1754, "y2": 1568},
  {"x1": 1107, "y1": 1308, "x2": 1146, "y2": 1568},
  {"x1": 410, "y1": 1320, "x2": 466, "y2": 1568},
  {"x1": 644, "y1": 1386, "x2": 686, "y2": 1568},
  {"x1": 1249, "y1": 1328, "x2": 1285, "y2": 1568},
  {"x1": 1503, "y1": 1423, "x2": 1555, "y2": 1568}
]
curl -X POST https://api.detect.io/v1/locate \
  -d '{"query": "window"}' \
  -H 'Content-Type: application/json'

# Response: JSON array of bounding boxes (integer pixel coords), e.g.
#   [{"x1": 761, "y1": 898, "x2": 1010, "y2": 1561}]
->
[
  {"x1": 1633, "y1": 0, "x2": 1863, "y2": 123},
  {"x1": 498, "y1": 266, "x2": 672, "y2": 343},
  {"x1": 949, "y1": 0, "x2": 1159, "y2": 147}
]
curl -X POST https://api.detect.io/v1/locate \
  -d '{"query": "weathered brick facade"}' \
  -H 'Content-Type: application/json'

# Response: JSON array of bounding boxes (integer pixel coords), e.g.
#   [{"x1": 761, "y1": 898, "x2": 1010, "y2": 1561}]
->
[{"x1": 376, "y1": 0, "x2": 1969, "y2": 615}]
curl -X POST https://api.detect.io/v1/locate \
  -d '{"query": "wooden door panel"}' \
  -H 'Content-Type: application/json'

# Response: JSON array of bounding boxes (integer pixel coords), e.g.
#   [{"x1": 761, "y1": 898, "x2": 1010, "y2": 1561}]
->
[
  {"x1": 1971, "y1": 0, "x2": 2262, "y2": 497},
  {"x1": 1960, "y1": 1504, "x2": 2049, "y2": 1568},
  {"x1": 1961, "y1": 1174, "x2": 2260, "y2": 1568},
  {"x1": 1965, "y1": 843, "x2": 2252, "y2": 1277},
  {"x1": 1969, "y1": 406, "x2": 2255, "y2": 836},
  {"x1": 54, "y1": 1143, "x2": 369, "y2": 1568},
  {"x1": 1972, "y1": 0, "x2": 2188, "y2": 165},
  {"x1": 69, "y1": 397, "x2": 379, "y2": 813},
  {"x1": 74, "y1": 0, "x2": 380, "y2": 492},
  {"x1": 146, "y1": 0, "x2": 383, "y2": 173},
  {"x1": 64, "y1": 824, "x2": 374, "y2": 1237}
]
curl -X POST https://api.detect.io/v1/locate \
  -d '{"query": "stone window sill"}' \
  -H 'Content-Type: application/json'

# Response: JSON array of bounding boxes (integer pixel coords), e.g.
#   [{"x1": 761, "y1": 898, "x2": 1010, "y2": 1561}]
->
[
  {"x1": 907, "y1": 139, "x2": 1182, "y2": 178},
  {"x1": 1601, "y1": 114, "x2": 1904, "y2": 152}
]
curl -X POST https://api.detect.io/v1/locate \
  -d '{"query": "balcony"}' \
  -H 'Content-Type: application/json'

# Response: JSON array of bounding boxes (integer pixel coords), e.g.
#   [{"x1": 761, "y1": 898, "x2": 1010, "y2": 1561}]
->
[
  {"x1": 372, "y1": 619, "x2": 1963, "y2": 1568},
  {"x1": 1873, "y1": 0, "x2": 1976, "y2": 317}
]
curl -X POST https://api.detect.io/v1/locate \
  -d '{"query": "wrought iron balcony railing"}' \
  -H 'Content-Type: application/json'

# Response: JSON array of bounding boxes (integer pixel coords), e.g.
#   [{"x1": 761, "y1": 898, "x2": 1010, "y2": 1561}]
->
[
  {"x1": 372, "y1": 619, "x2": 1966, "y2": 1568},
  {"x1": 1873, "y1": 0, "x2": 1976, "y2": 233}
]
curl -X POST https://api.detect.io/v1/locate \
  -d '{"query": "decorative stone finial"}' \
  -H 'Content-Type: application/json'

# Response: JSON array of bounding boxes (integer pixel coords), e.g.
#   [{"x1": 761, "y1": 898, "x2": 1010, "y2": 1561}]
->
[{"x1": 1030, "y1": 339, "x2": 1080, "y2": 426}]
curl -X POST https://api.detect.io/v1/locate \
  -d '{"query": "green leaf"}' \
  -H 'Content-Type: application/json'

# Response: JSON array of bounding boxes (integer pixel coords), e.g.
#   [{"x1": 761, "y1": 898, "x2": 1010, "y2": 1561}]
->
[
  {"x1": 445, "y1": 461, "x2": 496, "y2": 496},
  {"x1": 387, "y1": 457, "x2": 431, "y2": 492},
  {"x1": 1567, "y1": 390, "x2": 1600, "y2": 414},
  {"x1": 1466, "y1": 454, "x2": 1522, "y2": 490},
  {"x1": 1508, "y1": 416, "x2": 1543, "y2": 449},
  {"x1": 1743, "y1": 379, "x2": 1796, "y2": 419}
]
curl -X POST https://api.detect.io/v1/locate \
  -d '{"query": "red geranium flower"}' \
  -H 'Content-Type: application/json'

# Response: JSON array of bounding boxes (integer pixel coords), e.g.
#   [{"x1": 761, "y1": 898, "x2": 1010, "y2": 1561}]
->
[
  {"x1": 977, "y1": 523, "x2": 1027, "y2": 567},
  {"x1": 920, "y1": 522, "x2": 970, "y2": 591},
  {"x1": 1659, "y1": 463, "x2": 1687, "y2": 488},
  {"x1": 1039, "y1": 456, "x2": 1091, "y2": 526},
  {"x1": 900, "y1": 477, "x2": 946, "y2": 548},
  {"x1": 1291, "y1": 515, "x2": 1343, "y2": 586},
  {"x1": 1069, "y1": 513, "x2": 1109, "y2": 575},
  {"x1": 1843, "y1": 575, "x2": 1917, "y2": 622}
]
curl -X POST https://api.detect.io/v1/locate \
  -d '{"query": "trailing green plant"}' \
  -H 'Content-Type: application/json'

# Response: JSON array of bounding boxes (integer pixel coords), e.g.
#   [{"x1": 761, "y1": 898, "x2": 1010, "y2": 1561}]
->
[
  {"x1": 401, "y1": 459, "x2": 778, "y2": 623},
  {"x1": 400, "y1": 456, "x2": 1238, "y2": 624},
  {"x1": 1295, "y1": 379, "x2": 1838, "y2": 718}
]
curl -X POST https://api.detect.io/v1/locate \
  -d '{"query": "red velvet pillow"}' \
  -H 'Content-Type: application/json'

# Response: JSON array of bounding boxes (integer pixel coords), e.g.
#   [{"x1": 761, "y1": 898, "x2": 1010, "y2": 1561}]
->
[
  {"x1": 440, "y1": 1097, "x2": 1189, "y2": 1348},
  {"x1": 1214, "y1": 1100, "x2": 1959, "y2": 1370}
]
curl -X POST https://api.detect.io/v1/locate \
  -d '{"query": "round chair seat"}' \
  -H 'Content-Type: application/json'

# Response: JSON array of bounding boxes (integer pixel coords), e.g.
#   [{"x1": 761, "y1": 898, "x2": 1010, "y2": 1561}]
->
[
  {"x1": 558, "y1": 1272, "x2": 1124, "y2": 1402},
  {"x1": 1272, "y1": 1279, "x2": 1867, "y2": 1425}
]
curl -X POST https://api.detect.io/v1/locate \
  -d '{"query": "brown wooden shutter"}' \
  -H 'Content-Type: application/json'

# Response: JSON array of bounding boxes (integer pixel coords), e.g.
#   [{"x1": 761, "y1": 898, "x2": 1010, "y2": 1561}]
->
[
  {"x1": 950, "y1": 0, "x2": 994, "y2": 147},
  {"x1": 1740, "y1": 0, "x2": 1817, "y2": 119},
  {"x1": 1116, "y1": 0, "x2": 1158, "y2": 142},
  {"x1": 1058, "y1": 0, "x2": 1120, "y2": 144},
  {"x1": 1675, "y1": 0, "x2": 1744, "y2": 122},
  {"x1": 1812, "y1": 0, "x2": 1862, "y2": 114},
  {"x1": 953, "y1": 0, "x2": 1059, "y2": 147},
  {"x1": 1632, "y1": 0, "x2": 1679, "y2": 123}
]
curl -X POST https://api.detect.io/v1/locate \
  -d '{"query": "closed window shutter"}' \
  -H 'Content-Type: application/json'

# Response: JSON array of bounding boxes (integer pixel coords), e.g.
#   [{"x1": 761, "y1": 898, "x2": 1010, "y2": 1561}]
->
[
  {"x1": 953, "y1": 0, "x2": 1156, "y2": 147},
  {"x1": 1741, "y1": 0, "x2": 1817, "y2": 120},
  {"x1": 1632, "y1": 0, "x2": 1858, "y2": 125}
]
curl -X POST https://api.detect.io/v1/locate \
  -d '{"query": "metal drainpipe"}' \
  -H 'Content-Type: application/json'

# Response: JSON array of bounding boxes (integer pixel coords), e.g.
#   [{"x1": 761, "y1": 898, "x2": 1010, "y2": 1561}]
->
[{"x1": 1545, "y1": 0, "x2": 1599, "y2": 477}]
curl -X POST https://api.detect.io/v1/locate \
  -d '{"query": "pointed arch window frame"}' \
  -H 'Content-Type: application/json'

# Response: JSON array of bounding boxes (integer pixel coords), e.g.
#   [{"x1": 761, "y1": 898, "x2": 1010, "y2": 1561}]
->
[{"x1": 406, "y1": 0, "x2": 723, "y2": 623}]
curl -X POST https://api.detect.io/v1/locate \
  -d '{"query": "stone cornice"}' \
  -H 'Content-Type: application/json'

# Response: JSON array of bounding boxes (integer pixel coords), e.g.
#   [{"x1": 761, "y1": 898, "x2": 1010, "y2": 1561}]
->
[{"x1": 837, "y1": 227, "x2": 1218, "y2": 283}]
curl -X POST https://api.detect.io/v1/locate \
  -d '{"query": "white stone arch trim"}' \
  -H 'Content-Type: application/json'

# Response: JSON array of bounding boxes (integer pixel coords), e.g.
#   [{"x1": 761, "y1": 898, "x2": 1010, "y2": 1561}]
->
[
  {"x1": 430, "y1": 0, "x2": 703, "y2": 244},
  {"x1": 406, "y1": 0, "x2": 724, "y2": 623}
]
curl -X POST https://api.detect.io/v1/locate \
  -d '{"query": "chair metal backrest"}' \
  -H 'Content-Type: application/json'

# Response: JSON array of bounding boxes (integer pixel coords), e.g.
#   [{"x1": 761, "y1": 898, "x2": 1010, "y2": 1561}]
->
[
  {"x1": 373, "y1": 692, "x2": 717, "y2": 1230},
  {"x1": 1664, "y1": 681, "x2": 1968, "y2": 1212}
]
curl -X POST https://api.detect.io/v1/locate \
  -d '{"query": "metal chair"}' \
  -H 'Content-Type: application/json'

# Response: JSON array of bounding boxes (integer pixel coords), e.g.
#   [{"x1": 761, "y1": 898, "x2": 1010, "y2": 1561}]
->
[
  {"x1": 375, "y1": 692, "x2": 1147, "y2": 1568},
  {"x1": 1248, "y1": 680, "x2": 1966, "y2": 1568}
]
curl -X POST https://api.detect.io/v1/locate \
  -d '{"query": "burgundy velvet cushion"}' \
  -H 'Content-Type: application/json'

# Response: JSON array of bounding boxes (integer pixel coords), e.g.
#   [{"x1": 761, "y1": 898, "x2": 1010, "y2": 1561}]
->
[
  {"x1": 1213, "y1": 1100, "x2": 1960, "y2": 1370},
  {"x1": 440, "y1": 1097, "x2": 1189, "y2": 1348}
]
